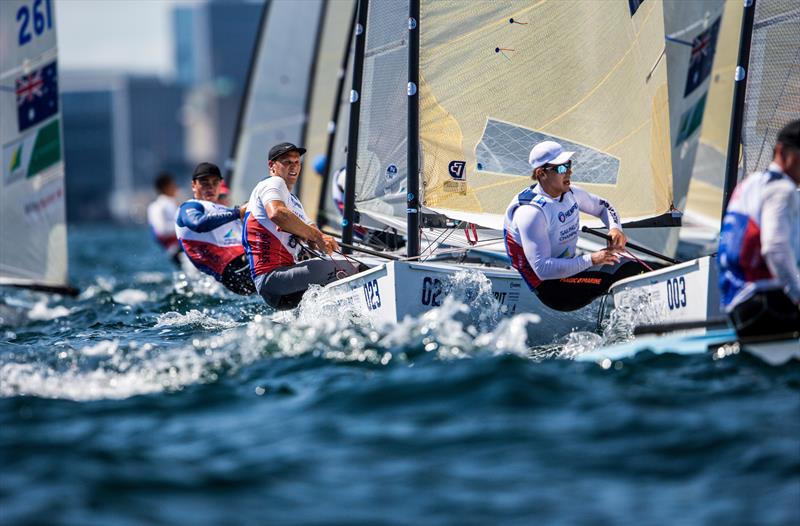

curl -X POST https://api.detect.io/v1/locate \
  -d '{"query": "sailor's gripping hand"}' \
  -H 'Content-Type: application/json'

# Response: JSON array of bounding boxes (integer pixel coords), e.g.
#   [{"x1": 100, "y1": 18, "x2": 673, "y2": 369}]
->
[
  {"x1": 608, "y1": 228, "x2": 627, "y2": 249},
  {"x1": 306, "y1": 226, "x2": 338, "y2": 255},
  {"x1": 322, "y1": 234, "x2": 339, "y2": 254},
  {"x1": 590, "y1": 248, "x2": 622, "y2": 266}
]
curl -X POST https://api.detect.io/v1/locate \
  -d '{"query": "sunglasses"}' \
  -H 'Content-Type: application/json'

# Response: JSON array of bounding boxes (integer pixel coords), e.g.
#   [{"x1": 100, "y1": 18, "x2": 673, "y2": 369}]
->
[{"x1": 544, "y1": 160, "x2": 572, "y2": 174}]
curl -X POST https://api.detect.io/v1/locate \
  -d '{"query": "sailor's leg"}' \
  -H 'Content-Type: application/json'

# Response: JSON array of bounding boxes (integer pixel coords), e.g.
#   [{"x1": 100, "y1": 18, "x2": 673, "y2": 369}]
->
[
  {"x1": 534, "y1": 260, "x2": 650, "y2": 311},
  {"x1": 168, "y1": 246, "x2": 183, "y2": 268},
  {"x1": 730, "y1": 290, "x2": 800, "y2": 338},
  {"x1": 535, "y1": 272, "x2": 611, "y2": 311},
  {"x1": 258, "y1": 259, "x2": 359, "y2": 309},
  {"x1": 606, "y1": 260, "x2": 650, "y2": 284},
  {"x1": 220, "y1": 255, "x2": 256, "y2": 296}
]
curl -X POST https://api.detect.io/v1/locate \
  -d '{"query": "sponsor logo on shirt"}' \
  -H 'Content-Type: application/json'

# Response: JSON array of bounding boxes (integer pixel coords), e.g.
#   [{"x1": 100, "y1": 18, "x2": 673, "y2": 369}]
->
[
  {"x1": 599, "y1": 198, "x2": 619, "y2": 223},
  {"x1": 559, "y1": 202, "x2": 578, "y2": 223},
  {"x1": 558, "y1": 222, "x2": 579, "y2": 243}
]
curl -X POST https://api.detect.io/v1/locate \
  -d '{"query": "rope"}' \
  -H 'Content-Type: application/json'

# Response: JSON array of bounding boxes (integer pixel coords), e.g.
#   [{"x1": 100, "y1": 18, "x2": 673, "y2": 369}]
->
[
  {"x1": 622, "y1": 248, "x2": 654, "y2": 272},
  {"x1": 401, "y1": 236, "x2": 506, "y2": 262},
  {"x1": 418, "y1": 226, "x2": 458, "y2": 262},
  {"x1": 298, "y1": 241, "x2": 361, "y2": 280}
]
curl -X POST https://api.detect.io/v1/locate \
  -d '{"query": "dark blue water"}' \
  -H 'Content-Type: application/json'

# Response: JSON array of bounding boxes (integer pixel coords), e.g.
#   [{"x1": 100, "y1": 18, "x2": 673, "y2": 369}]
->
[{"x1": 1, "y1": 225, "x2": 798, "y2": 525}]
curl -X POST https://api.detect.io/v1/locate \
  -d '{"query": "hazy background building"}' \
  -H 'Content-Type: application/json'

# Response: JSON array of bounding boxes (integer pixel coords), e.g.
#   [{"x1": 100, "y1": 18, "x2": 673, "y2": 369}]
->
[
  {"x1": 60, "y1": 0, "x2": 264, "y2": 223},
  {"x1": 61, "y1": 72, "x2": 190, "y2": 222},
  {"x1": 61, "y1": 84, "x2": 115, "y2": 222},
  {"x1": 176, "y1": 0, "x2": 263, "y2": 167}
]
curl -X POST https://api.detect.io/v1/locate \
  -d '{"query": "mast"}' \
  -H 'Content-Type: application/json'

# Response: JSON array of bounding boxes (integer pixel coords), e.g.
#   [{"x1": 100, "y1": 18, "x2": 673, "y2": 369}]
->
[
  {"x1": 342, "y1": 0, "x2": 369, "y2": 253},
  {"x1": 224, "y1": 0, "x2": 271, "y2": 184},
  {"x1": 317, "y1": 1, "x2": 358, "y2": 229},
  {"x1": 295, "y1": 1, "x2": 329, "y2": 198},
  {"x1": 721, "y1": 0, "x2": 756, "y2": 219},
  {"x1": 407, "y1": 0, "x2": 420, "y2": 258}
]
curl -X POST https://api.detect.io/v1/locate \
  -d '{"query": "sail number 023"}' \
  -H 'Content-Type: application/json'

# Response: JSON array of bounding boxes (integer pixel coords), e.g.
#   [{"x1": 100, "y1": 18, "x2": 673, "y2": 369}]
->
[
  {"x1": 16, "y1": 0, "x2": 53, "y2": 46},
  {"x1": 363, "y1": 279, "x2": 382, "y2": 311},
  {"x1": 666, "y1": 276, "x2": 687, "y2": 310}
]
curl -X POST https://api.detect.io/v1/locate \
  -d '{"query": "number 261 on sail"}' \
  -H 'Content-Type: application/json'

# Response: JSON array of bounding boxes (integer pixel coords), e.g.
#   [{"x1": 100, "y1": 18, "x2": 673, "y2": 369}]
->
[{"x1": 16, "y1": 0, "x2": 54, "y2": 46}]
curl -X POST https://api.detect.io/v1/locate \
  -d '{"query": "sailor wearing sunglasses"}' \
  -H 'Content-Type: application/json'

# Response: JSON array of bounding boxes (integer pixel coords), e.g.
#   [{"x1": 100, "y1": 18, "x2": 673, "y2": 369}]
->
[{"x1": 504, "y1": 141, "x2": 647, "y2": 311}]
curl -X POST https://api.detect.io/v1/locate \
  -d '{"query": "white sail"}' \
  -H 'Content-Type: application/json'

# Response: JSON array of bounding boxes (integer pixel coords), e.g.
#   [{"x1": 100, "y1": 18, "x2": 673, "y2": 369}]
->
[
  {"x1": 660, "y1": 0, "x2": 726, "y2": 253},
  {"x1": 741, "y1": 0, "x2": 800, "y2": 174},
  {"x1": 0, "y1": 0, "x2": 69, "y2": 290},
  {"x1": 352, "y1": 0, "x2": 410, "y2": 220},
  {"x1": 684, "y1": 0, "x2": 799, "y2": 230},
  {"x1": 684, "y1": 0, "x2": 743, "y2": 229},
  {"x1": 319, "y1": 42, "x2": 354, "y2": 229},
  {"x1": 351, "y1": 1, "x2": 673, "y2": 251},
  {"x1": 299, "y1": 0, "x2": 357, "y2": 221},
  {"x1": 229, "y1": 0, "x2": 325, "y2": 204}
]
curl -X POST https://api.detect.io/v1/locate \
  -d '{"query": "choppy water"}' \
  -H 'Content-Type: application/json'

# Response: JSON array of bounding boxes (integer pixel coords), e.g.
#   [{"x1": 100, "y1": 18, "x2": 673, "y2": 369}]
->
[{"x1": 1, "y1": 225, "x2": 798, "y2": 525}]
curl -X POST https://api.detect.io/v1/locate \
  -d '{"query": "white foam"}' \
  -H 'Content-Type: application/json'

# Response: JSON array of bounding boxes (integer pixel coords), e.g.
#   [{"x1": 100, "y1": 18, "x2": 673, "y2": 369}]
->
[
  {"x1": 475, "y1": 313, "x2": 543, "y2": 356},
  {"x1": 27, "y1": 300, "x2": 71, "y2": 321},
  {"x1": 80, "y1": 340, "x2": 120, "y2": 357},
  {"x1": 0, "y1": 328, "x2": 260, "y2": 401},
  {"x1": 134, "y1": 271, "x2": 168, "y2": 284},
  {"x1": 550, "y1": 287, "x2": 665, "y2": 360},
  {"x1": 156, "y1": 309, "x2": 240, "y2": 330},
  {"x1": 113, "y1": 289, "x2": 150, "y2": 305},
  {"x1": 172, "y1": 271, "x2": 228, "y2": 298}
]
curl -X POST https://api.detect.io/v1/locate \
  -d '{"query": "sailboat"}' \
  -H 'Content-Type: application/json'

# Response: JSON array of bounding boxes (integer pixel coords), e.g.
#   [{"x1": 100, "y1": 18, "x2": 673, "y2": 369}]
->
[
  {"x1": 227, "y1": 0, "x2": 328, "y2": 206},
  {"x1": 321, "y1": 0, "x2": 680, "y2": 343},
  {"x1": 227, "y1": 0, "x2": 375, "y2": 228},
  {"x1": 604, "y1": 0, "x2": 732, "y2": 328},
  {"x1": 681, "y1": 0, "x2": 743, "y2": 251},
  {"x1": 0, "y1": 0, "x2": 76, "y2": 297},
  {"x1": 606, "y1": 0, "x2": 800, "y2": 343},
  {"x1": 299, "y1": 0, "x2": 357, "y2": 225}
]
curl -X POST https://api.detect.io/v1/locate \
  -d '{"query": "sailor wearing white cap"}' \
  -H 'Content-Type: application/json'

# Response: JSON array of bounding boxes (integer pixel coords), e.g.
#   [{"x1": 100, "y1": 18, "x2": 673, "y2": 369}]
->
[{"x1": 504, "y1": 140, "x2": 646, "y2": 311}]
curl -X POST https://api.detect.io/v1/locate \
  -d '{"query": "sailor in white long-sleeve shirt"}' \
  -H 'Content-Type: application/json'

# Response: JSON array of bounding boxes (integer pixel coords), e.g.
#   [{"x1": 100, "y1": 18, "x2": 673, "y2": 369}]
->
[
  {"x1": 504, "y1": 141, "x2": 647, "y2": 311},
  {"x1": 718, "y1": 119, "x2": 800, "y2": 337},
  {"x1": 147, "y1": 173, "x2": 181, "y2": 267}
]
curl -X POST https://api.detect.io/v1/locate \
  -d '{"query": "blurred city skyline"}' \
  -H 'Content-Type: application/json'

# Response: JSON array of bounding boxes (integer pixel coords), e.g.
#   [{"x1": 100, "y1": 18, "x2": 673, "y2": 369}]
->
[
  {"x1": 57, "y1": 0, "x2": 206, "y2": 77},
  {"x1": 57, "y1": 0, "x2": 265, "y2": 223}
]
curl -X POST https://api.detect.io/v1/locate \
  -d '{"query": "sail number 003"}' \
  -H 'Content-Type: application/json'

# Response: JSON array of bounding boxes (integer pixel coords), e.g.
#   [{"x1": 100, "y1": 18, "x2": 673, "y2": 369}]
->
[{"x1": 666, "y1": 276, "x2": 687, "y2": 310}]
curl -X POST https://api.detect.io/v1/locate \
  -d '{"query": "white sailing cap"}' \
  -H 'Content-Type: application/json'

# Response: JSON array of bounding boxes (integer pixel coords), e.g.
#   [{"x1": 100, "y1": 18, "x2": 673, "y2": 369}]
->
[{"x1": 528, "y1": 141, "x2": 574, "y2": 169}]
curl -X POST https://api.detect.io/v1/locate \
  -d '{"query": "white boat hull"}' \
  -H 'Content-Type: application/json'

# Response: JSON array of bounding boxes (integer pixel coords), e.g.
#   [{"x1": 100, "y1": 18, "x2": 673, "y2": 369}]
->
[
  {"x1": 608, "y1": 255, "x2": 721, "y2": 330},
  {"x1": 576, "y1": 328, "x2": 799, "y2": 366},
  {"x1": 321, "y1": 260, "x2": 599, "y2": 346}
]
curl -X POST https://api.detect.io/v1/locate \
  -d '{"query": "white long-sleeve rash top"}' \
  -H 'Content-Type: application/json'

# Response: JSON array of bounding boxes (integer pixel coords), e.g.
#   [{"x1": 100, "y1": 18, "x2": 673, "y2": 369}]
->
[
  {"x1": 505, "y1": 185, "x2": 623, "y2": 280},
  {"x1": 758, "y1": 172, "x2": 800, "y2": 304}
]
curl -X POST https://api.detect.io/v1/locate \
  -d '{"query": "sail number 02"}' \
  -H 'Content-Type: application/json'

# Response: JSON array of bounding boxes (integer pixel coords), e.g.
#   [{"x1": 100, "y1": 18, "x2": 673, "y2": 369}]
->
[
  {"x1": 16, "y1": 0, "x2": 53, "y2": 46},
  {"x1": 666, "y1": 276, "x2": 687, "y2": 310},
  {"x1": 421, "y1": 277, "x2": 443, "y2": 307},
  {"x1": 363, "y1": 279, "x2": 382, "y2": 311}
]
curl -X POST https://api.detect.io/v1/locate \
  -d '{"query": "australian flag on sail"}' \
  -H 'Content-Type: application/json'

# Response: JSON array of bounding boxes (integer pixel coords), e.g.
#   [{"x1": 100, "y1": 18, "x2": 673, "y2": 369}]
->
[
  {"x1": 16, "y1": 61, "x2": 59, "y2": 133},
  {"x1": 683, "y1": 17, "x2": 721, "y2": 97}
]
